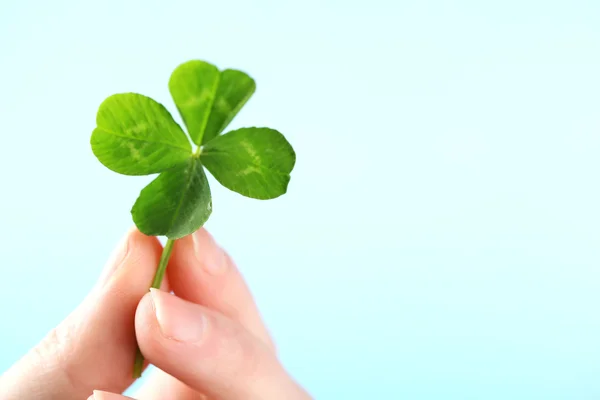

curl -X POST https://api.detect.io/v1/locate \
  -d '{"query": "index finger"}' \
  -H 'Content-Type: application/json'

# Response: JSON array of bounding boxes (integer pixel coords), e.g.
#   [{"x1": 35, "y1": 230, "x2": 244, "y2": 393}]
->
[{"x1": 166, "y1": 228, "x2": 275, "y2": 350}]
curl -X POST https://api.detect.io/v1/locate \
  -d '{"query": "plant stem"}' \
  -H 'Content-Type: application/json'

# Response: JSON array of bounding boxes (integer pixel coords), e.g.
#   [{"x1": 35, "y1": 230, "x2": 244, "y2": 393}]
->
[
  {"x1": 193, "y1": 145, "x2": 202, "y2": 157},
  {"x1": 151, "y1": 238, "x2": 175, "y2": 289},
  {"x1": 132, "y1": 238, "x2": 176, "y2": 378}
]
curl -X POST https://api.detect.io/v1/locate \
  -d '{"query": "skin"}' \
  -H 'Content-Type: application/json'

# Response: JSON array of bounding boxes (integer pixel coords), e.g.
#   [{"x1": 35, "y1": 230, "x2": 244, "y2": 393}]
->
[{"x1": 0, "y1": 227, "x2": 311, "y2": 400}]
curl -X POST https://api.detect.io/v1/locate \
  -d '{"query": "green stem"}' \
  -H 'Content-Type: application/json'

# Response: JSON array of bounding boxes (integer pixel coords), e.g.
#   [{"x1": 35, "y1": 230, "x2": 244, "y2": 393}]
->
[
  {"x1": 132, "y1": 238, "x2": 176, "y2": 378},
  {"x1": 193, "y1": 144, "x2": 202, "y2": 157},
  {"x1": 151, "y1": 238, "x2": 175, "y2": 289}
]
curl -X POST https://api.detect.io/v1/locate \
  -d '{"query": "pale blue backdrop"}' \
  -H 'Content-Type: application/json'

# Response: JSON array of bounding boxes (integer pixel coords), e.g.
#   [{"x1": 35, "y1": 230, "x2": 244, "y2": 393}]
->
[{"x1": 2, "y1": 1, "x2": 600, "y2": 398}]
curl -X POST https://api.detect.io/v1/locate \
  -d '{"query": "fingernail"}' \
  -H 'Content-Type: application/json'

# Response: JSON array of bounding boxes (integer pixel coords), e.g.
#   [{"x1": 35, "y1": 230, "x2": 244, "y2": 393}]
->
[
  {"x1": 150, "y1": 288, "x2": 206, "y2": 343},
  {"x1": 97, "y1": 228, "x2": 132, "y2": 286},
  {"x1": 92, "y1": 390, "x2": 124, "y2": 400},
  {"x1": 192, "y1": 229, "x2": 227, "y2": 275}
]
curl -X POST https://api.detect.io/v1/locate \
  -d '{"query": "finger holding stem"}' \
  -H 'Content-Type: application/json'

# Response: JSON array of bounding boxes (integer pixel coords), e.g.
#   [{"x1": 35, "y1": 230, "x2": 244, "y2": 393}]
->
[{"x1": 133, "y1": 238, "x2": 176, "y2": 378}]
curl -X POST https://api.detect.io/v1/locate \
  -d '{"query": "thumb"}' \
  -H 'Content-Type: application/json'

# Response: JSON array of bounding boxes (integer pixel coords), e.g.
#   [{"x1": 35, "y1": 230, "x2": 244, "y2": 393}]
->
[{"x1": 0, "y1": 228, "x2": 164, "y2": 400}]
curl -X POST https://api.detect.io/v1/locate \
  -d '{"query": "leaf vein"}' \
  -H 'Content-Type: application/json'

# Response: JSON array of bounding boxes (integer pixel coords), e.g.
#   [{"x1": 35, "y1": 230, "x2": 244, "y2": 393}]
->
[
  {"x1": 97, "y1": 127, "x2": 191, "y2": 152},
  {"x1": 201, "y1": 150, "x2": 289, "y2": 176},
  {"x1": 167, "y1": 159, "x2": 198, "y2": 234}
]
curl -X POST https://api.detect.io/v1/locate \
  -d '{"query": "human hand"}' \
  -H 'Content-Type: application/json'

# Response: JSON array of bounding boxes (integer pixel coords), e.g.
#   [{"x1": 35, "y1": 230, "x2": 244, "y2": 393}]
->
[{"x1": 0, "y1": 228, "x2": 311, "y2": 400}]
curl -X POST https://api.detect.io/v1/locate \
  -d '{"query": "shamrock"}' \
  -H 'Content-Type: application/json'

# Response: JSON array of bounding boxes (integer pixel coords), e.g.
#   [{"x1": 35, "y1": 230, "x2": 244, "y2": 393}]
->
[{"x1": 90, "y1": 60, "x2": 296, "y2": 377}]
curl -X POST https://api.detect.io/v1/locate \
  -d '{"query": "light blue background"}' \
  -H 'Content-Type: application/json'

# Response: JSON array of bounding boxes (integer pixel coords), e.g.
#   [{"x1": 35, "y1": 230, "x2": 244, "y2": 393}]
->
[{"x1": 2, "y1": 0, "x2": 600, "y2": 398}]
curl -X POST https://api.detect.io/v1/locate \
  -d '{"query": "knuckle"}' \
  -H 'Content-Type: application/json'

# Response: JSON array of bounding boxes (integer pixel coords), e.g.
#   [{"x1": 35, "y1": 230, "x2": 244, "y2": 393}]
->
[
  {"x1": 34, "y1": 326, "x2": 64, "y2": 365},
  {"x1": 34, "y1": 322, "x2": 87, "y2": 395},
  {"x1": 207, "y1": 324, "x2": 265, "y2": 397},
  {"x1": 227, "y1": 324, "x2": 265, "y2": 379}
]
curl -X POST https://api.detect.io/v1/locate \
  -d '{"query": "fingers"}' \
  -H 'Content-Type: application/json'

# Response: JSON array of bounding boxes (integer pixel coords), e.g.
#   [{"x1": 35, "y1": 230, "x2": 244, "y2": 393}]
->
[
  {"x1": 0, "y1": 228, "x2": 164, "y2": 400},
  {"x1": 167, "y1": 229, "x2": 274, "y2": 350},
  {"x1": 135, "y1": 290, "x2": 309, "y2": 400},
  {"x1": 136, "y1": 228, "x2": 283, "y2": 400}
]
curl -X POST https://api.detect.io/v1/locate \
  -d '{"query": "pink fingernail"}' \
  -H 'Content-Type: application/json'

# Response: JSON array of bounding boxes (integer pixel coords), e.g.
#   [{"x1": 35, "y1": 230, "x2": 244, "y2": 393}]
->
[
  {"x1": 192, "y1": 229, "x2": 227, "y2": 275},
  {"x1": 150, "y1": 288, "x2": 206, "y2": 343},
  {"x1": 92, "y1": 390, "x2": 127, "y2": 400}
]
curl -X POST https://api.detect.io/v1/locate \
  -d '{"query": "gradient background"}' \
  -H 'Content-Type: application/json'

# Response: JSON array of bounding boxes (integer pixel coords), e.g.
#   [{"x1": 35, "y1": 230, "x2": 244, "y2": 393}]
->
[{"x1": 2, "y1": 0, "x2": 600, "y2": 398}]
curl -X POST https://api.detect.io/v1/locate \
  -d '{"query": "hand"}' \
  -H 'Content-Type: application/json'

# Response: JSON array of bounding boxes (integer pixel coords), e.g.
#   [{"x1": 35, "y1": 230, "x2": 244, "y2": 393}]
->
[{"x1": 0, "y1": 228, "x2": 311, "y2": 400}]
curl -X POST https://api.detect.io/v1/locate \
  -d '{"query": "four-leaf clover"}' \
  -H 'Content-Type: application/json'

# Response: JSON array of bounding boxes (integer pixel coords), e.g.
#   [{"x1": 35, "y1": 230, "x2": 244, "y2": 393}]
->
[
  {"x1": 91, "y1": 60, "x2": 295, "y2": 239},
  {"x1": 89, "y1": 60, "x2": 296, "y2": 377}
]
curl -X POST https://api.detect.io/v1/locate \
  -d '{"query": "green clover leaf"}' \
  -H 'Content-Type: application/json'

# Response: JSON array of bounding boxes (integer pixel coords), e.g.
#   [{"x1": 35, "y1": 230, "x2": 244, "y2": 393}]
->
[
  {"x1": 169, "y1": 61, "x2": 256, "y2": 146},
  {"x1": 167, "y1": 60, "x2": 220, "y2": 145},
  {"x1": 90, "y1": 60, "x2": 296, "y2": 378},
  {"x1": 201, "y1": 127, "x2": 296, "y2": 199},
  {"x1": 131, "y1": 158, "x2": 212, "y2": 239},
  {"x1": 91, "y1": 93, "x2": 192, "y2": 175}
]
